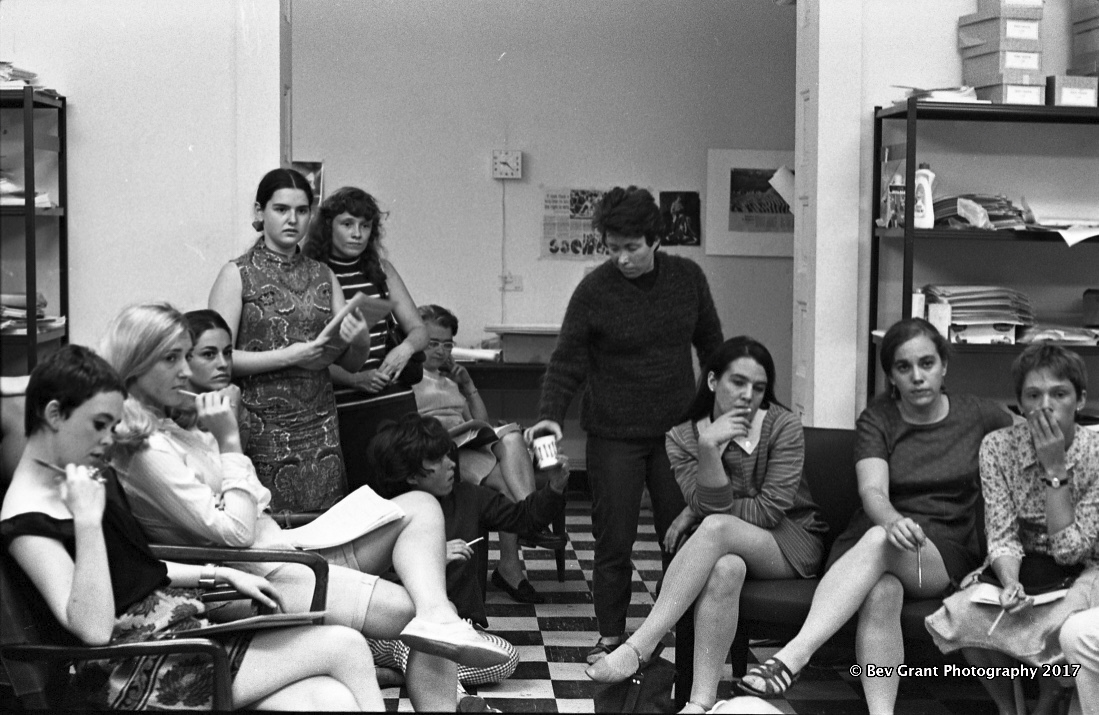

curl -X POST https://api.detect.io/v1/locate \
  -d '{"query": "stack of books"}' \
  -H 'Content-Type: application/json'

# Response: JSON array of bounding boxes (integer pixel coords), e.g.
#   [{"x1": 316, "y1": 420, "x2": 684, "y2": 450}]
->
[
  {"x1": 0, "y1": 293, "x2": 64, "y2": 336},
  {"x1": 933, "y1": 194, "x2": 1029, "y2": 229},
  {"x1": 0, "y1": 172, "x2": 52, "y2": 209},
  {"x1": 924, "y1": 285, "x2": 1035, "y2": 344}
]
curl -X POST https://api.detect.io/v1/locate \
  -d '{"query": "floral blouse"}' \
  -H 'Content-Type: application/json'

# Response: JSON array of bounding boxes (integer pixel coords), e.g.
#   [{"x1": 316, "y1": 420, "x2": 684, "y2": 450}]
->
[{"x1": 979, "y1": 423, "x2": 1099, "y2": 568}]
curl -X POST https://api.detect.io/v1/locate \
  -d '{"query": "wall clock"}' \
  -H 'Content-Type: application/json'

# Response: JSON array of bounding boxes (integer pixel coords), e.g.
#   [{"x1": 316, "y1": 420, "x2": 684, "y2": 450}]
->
[{"x1": 492, "y1": 149, "x2": 522, "y2": 180}]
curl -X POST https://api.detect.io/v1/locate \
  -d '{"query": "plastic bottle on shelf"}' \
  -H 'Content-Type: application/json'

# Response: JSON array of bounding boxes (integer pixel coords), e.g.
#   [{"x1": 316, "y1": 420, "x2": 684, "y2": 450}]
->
[
  {"x1": 888, "y1": 172, "x2": 905, "y2": 227},
  {"x1": 913, "y1": 163, "x2": 935, "y2": 229}
]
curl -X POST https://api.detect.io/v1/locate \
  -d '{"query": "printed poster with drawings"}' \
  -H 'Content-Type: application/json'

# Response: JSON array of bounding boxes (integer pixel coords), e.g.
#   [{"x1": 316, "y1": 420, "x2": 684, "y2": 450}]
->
[{"x1": 541, "y1": 188, "x2": 609, "y2": 260}]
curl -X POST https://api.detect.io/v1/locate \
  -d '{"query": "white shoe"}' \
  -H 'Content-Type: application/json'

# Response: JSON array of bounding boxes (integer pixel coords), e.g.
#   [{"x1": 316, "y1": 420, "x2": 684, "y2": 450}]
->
[{"x1": 398, "y1": 617, "x2": 511, "y2": 668}]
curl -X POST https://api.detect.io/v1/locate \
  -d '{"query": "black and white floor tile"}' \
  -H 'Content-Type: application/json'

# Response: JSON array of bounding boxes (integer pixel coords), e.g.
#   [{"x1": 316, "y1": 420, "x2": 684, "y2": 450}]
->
[{"x1": 381, "y1": 497, "x2": 1008, "y2": 713}]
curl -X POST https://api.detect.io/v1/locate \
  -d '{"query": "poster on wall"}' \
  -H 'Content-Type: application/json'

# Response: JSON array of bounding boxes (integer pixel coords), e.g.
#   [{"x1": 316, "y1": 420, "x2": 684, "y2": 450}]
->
[
  {"x1": 541, "y1": 188, "x2": 609, "y2": 260},
  {"x1": 705, "y1": 149, "x2": 794, "y2": 257},
  {"x1": 659, "y1": 191, "x2": 701, "y2": 247},
  {"x1": 291, "y1": 161, "x2": 324, "y2": 205}
]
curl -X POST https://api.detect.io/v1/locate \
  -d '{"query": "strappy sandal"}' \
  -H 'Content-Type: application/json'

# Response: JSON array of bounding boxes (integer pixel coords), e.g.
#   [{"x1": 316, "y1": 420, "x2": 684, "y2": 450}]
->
[
  {"x1": 585, "y1": 635, "x2": 624, "y2": 664},
  {"x1": 585, "y1": 641, "x2": 666, "y2": 683},
  {"x1": 737, "y1": 656, "x2": 799, "y2": 698}
]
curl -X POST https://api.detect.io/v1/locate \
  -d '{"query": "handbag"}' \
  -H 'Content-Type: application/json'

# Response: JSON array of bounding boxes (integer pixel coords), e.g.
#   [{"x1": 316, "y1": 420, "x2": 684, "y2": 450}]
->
[
  {"x1": 593, "y1": 645, "x2": 676, "y2": 713},
  {"x1": 384, "y1": 317, "x2": 426, "y2": 387},
  {"x1": 978, "y1": 553, "x2": 1084, "y2": 595}
]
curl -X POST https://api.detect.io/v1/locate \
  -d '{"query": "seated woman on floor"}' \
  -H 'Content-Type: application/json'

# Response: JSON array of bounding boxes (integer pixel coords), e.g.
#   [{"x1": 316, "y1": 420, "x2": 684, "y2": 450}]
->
[
  {"x1": 927, "y1": 343, "x2": 1098, "y2": 715},
  {"x1": 414, "y1": 304, "x2": 563, "y2": 605},
  {"x1": 99, "y1": 302, "x2": 510, "y2": 712},
  {"x1": 0, "y1": 345, "x2": 383, "y2": 711},
  {"x1": 585, "y1": 336, "x2": 827, "y2": 713},
  {"x1": 367, "y1": 413, "x2": 571, "y2": 687},
  {"x1": 739, "y1": 318, "x2": 1015, "y2": 712}
]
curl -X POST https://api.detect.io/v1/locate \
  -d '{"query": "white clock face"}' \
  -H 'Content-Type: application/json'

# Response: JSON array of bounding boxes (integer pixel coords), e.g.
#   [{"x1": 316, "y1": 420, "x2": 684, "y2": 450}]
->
[{"x1": 492, "y1": 150, "x2": 522, "y2": 179}]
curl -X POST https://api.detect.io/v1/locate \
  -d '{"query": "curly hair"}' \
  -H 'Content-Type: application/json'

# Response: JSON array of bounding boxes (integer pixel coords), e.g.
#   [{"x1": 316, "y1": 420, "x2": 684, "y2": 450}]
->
[
  {"x1": 591, "y1": 186, "x2": 665, "y2": 246},
  {"x1": 303, "y1": 186, "x2": 388, "y2": 286},
  {"x1": 368, "y1": 413, "x2": 453, "y2": 498}
]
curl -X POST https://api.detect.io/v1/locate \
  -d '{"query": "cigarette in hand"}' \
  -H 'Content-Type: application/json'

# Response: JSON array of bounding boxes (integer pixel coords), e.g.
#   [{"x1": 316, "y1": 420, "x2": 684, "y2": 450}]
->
[
  {"x1": 987, "y1": 608, "x2": 1007, "y2": 636},
  {"x1": 464, "y1": 537, "x2": 485, "y2": 547},
  {"x1": 179, "y1": 389, "x2": 200, "y2": 398}
]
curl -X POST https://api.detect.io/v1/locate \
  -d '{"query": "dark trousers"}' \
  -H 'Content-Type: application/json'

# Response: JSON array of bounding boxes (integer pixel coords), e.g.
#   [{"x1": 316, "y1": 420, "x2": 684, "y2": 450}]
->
[{"x1": 586, "y1": 434, "x2": 686, "y2": 637}]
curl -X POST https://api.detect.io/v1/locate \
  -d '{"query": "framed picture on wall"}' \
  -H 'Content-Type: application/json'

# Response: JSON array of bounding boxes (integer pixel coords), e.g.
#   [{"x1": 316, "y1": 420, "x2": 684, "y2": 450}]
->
[
  {"x1": 291, "y1": 161, "x2": 324, "y2": 204},
  {"x1": 705, "y1": 149, "x2": 794, "y2": 257}
]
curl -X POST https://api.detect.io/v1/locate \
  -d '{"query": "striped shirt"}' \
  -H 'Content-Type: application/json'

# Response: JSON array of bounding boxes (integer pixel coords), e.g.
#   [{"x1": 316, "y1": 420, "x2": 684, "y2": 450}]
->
[{"x1": 327, "y1": 257, "x2": 391, "y2": 371}]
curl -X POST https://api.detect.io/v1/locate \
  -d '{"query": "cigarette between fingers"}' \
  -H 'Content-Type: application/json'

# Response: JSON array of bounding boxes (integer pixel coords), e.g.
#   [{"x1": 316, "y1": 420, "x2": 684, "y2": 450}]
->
[
  {"x1": 179, "y1": 390, "x2": 200, "y2": 398},
  {"x1": 464, "y1": 537, "x2": 484, "y2": 547}
]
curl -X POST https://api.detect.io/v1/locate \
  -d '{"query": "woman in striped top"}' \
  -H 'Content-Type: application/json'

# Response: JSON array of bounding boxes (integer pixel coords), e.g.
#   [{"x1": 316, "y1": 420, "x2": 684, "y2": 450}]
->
[
  {"x1": 585, "y1": 336, "x2": 826, "y2": 713},
  {"x1": 304, "y1": 187, "x2": 427, "y2": 396}
]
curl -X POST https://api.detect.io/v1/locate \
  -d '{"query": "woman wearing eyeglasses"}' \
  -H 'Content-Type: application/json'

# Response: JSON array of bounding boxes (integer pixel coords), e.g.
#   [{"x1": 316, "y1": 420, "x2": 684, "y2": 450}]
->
[{"x1": 411, "y1": 304, "x2": 563, "y2": 605}]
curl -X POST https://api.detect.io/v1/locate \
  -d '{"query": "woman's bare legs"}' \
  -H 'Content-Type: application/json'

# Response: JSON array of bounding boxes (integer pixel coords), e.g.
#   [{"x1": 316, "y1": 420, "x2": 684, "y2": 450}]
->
[
  {"x1": 588, "y1": 514, "x2": 794, "y2": 684},
  {"x1": 688, "y1": 554, "x2": 748, "y2": 711},
  {"x1": 232, "y1": 625, "x2": 382, "y2": 711},
  {"x1": 748, "y1": 527, "x2": 949, "y2": 693},
  {"x1": 487, "y1": 432, "x2": 539, "y2": 587},
  {"x1": 856, "y1": 574, "x2": 904, "y2": 714}
]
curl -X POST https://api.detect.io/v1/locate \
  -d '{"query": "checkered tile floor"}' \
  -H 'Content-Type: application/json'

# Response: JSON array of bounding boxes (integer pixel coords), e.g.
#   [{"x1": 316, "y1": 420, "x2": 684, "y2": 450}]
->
[{"x1": 381, "y1": 497, "x2": 1006, "y2": 713}]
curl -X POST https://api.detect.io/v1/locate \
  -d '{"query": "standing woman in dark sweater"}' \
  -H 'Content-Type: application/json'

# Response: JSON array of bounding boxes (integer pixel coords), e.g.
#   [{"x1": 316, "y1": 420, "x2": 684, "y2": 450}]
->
[
  {"x1": 303, "y1": 186, "x2": 428, "y2": 403},
  {"x1": 525, "y1": 186, "x2": 724, "y2": 663}
]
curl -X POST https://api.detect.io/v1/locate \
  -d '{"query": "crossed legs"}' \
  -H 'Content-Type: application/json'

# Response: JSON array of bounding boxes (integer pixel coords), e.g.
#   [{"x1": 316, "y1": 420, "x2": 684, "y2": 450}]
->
[
  {"x1": 483, "y1": 431, "x2": 539, "y2": 589},
  {"x1": 744, "y1": 525, "x2": 950, "y2": 710}
]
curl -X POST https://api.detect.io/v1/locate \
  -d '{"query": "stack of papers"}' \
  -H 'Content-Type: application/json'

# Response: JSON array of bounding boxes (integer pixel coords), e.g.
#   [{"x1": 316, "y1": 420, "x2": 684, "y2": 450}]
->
[
  {"x1": 1019, "y1": 325, "x2": 1099, "y2": 346},
  {"x1": 893, "y1": 85, "x2": 991, "y2": 103},
  {"x1": 925, "y1": 285, "x2": 1035, "y2": 326},
  {"x1": 0, "y1": 61, "x2": 41, "y2": 90},
  {"x1": 0, "y1": 172, "x2": 53, "y2": 208},
  {"x1": 934, "y1": 194, "x2": 1028, "y2": 230}
]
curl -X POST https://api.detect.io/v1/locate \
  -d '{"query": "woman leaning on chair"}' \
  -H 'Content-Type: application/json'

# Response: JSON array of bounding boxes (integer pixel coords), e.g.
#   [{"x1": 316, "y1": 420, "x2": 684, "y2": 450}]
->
[
  {"x1": 99, "y1": 302, "x2": 510, "y2": 712},
  {"x1": 927, "y1": 343, "x2": 1098, "y2": 715},
  {"x1": 586, "y1": 336, "x2": 827, "y2": 713},
  {"x1": 0, "y1": 345, "x2": 382, "y2": 711},
  {"x1": 739, "y1": 318, "x2": 1014, "y2": 712}
]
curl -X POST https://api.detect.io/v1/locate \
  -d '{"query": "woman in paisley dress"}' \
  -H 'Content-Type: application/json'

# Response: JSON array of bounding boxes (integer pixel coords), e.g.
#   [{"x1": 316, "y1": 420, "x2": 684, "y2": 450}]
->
[{"x1": 209, "y1": 168, "x2": 371, "y2": 513}]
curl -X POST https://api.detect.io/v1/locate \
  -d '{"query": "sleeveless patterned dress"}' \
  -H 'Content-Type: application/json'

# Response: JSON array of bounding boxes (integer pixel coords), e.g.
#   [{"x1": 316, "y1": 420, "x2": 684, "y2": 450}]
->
[{"x1": 233, "y1": 238, "x2": 346, "y2": 512}]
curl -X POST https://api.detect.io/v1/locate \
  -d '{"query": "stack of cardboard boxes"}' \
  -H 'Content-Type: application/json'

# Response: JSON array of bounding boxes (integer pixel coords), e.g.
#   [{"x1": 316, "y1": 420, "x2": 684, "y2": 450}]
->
[
  {"x1": 959, "y1": 0, "x2": 1045, "y2": 104},
  {"x1": 958, "y1": 0, "x2": 1099, "y2": 106}
]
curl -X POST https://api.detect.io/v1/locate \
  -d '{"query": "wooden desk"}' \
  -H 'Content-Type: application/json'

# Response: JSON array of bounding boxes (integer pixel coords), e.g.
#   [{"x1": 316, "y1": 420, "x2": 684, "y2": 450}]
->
[{"x1": 463, "y1": 362, "x2": 546, "y2": 391}]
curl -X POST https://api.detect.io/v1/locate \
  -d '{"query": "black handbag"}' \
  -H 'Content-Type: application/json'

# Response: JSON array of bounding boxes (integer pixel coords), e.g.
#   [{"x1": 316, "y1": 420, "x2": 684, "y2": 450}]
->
[
  {"x1": 593, "y1": 646, "x2": 676, "y2": 714},
  {"x1": 978, "y1": 553, "x2": 1084, "y2": 595},
  {"x1": 384, "y1": 318, "x2": 425, "y2": 387}
]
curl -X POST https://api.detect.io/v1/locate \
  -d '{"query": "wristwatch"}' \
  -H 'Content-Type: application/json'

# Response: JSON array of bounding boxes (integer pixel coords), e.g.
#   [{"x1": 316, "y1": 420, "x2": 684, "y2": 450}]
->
[{"x1": 1040, "y1": 474, "x2": 1070, "y2": 489}]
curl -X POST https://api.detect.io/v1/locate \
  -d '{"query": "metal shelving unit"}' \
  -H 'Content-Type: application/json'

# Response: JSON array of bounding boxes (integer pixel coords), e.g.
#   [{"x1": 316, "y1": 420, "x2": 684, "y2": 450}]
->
[
  {"x1": 0, "y1": 87, "x2": 68, "y2": 372},
  {"x1": 867, "y1": 97, "x2": 1099, "y2": 394}
]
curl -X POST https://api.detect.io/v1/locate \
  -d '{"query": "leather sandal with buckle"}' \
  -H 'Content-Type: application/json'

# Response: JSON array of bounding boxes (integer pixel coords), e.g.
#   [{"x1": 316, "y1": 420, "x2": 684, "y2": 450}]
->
[
  {"x1": 738, "y1": 656, "x2": 799, "y2": 698},
  {"x1": 585, "y1": 641, "x2": 665, "y2": 683},
  {"x1": 585, "y1": 634, "x2": 624, "y2": 665}
]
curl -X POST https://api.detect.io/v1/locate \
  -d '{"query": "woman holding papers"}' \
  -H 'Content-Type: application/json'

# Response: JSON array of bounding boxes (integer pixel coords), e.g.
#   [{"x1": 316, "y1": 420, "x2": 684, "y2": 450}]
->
[
  {"x1": 303, "y1": 186, "x2": 428, "y2": 398},
  {"x1": 928, "y1": 343, "x2": 1098, "y2": 715},
  {"x1": 1, "y1": 346, "x2": 383, "y2": 711},
  {"x1": 208, "y1": 168, "x2": 373, "y2": 513},
  {"x1": 101, "y1": 303, "x2": 511, "y2": 712},
  {"x1": 585, "y1": 337, "x2": 826, "y2": 714},
  {"x1": 740, "y1": 319, "x2": 1013, "y2": 712}
]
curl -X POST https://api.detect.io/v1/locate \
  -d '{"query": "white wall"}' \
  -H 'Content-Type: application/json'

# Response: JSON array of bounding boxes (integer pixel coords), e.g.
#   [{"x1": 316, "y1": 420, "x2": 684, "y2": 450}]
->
[
  {"x1": 291, "y1": 0, "x2": 799, "y2": 404},
  {"x1": 0, "y1": 0, "x2": 281, "y2": 352},
  {"x1": 795, "y1": 0, "x2": 1091, "y2": 426}
]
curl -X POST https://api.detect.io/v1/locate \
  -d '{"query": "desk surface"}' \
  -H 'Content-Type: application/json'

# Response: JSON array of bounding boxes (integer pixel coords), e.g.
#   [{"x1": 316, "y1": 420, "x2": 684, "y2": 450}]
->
[{"x1": 464, "y1": 362, "x2": 547, "y2": 391}]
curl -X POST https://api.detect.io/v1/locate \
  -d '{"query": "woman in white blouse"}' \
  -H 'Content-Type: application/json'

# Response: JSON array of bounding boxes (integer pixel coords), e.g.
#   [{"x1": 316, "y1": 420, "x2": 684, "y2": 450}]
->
[{"x1": 101, "y1": 302, "x2": 509, "y2": 712}]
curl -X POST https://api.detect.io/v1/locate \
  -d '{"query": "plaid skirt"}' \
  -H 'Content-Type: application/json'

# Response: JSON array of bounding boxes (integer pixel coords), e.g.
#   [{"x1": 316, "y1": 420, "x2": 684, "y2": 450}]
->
[
  {"x1": 369, "y1": 631, "x2": 519, "y2": 686},
  {"x1": 71, "y1": 588, "x2": 252, "y2": 710}
]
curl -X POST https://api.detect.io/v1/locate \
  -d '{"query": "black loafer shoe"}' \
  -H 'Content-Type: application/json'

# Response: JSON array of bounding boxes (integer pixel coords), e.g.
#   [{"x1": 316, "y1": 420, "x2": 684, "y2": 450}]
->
[
  {"x1": 518, "y1": 528, "x2": 568, "y2": 550},
  {"x1": 491, "y1": 569, "x2": 546, "y2": 604}
]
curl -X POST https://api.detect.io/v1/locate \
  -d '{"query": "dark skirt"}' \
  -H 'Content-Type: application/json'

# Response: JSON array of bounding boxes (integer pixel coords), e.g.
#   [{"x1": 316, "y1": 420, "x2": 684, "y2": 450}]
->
[{"x1": 826, "y1": 508, "x2": 981, "y2": 587}]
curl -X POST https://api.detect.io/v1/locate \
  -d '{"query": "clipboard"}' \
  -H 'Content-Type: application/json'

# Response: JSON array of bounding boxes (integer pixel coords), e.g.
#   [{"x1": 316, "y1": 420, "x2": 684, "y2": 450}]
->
[
  {"x1": 159, "y1": 611, "x2": 326, "y2": 639},
  {"x1": 317, "y1": 292, "x2": 394, "y2": 343}
]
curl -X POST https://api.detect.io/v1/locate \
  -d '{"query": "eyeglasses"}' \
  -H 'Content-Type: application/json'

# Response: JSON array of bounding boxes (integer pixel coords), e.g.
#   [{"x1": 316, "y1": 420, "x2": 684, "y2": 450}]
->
[{"x1": 427, "y1": 340, "x2": 455, "y2": 350}]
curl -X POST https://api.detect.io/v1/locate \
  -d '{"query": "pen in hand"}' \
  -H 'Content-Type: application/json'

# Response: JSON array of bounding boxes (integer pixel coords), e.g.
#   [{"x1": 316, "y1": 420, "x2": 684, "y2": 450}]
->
[
  {"x1": 987, "y1": 607, "x2": 1007, "y2": 636},
  {"x1": 917, "y1": 542, "x2": 923, "y2": 589}
]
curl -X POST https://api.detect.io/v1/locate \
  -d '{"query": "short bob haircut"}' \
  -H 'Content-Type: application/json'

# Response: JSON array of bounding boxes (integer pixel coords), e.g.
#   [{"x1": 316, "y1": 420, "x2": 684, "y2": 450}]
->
[
  {"x1": 591, "y1": 186, "x2": 665, "y2": 246},
  {"x1": 24, "y1": 344, "x2": 126, "y2": 437},
  {"x1": 683, "y1": 336, "x2": 783, "y2": 423},
  {"x1": 182, "y1": 309, "x2": 232, "y2": 344},
  {"x1": 879, "y1": 317, "x2": 951, "y2": 374},
  {"x1": 368, "y1": 413, "x2": 453, "y2": 499},
  {"x1": 304, "y1": 186, "x2": 388, "y2": 286},
  {"x1": 254, "y1": 167, "x2": 314, "y2": 212},
  {"x1": 1011, "y1": 341, "x2": 1088, "y2": 403},
  {"x1": 98, "y1": 303, "x2": 191, "y2": 450},
  {"x1": 418, "y1": 304, "x2": 459, "y2": 336}
]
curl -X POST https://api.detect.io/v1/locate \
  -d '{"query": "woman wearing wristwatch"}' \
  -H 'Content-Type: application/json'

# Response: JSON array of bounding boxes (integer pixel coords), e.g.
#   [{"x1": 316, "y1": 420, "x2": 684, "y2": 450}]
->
[{"x1": 928, "y1": 343, "x2": 1098, "y2": 715}]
